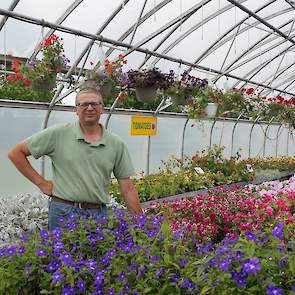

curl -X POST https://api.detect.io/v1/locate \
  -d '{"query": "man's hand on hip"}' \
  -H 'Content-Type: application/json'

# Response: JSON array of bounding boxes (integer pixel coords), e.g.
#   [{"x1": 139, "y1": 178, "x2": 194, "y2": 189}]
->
[{"x1": 38, "y1": 180, "x2": 53, "y2": 196}]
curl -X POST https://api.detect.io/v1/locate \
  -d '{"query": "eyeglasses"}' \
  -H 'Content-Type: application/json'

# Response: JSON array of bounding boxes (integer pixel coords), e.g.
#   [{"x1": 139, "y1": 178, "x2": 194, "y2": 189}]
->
[{"x1": 76, "y1": 102, "x2": 104, "y2": 109}]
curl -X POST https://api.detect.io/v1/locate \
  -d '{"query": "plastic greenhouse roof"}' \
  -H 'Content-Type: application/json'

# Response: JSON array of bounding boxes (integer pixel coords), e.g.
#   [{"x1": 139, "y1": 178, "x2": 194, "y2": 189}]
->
[{"x1": 1, "y1": 0, "x2": 295, "y2": 104}]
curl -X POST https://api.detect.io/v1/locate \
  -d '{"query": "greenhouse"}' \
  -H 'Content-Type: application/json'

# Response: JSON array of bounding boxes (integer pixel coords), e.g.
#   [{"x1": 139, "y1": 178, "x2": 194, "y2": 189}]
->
[{"x1": 0, "y1": 0, "x2": 295, "y2": 294}]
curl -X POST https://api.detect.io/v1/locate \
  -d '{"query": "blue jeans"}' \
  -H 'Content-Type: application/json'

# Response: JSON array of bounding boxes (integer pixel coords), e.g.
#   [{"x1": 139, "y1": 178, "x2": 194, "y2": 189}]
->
[{"x1": 48, "y1": 200, "x2": 107, "y2": 230}]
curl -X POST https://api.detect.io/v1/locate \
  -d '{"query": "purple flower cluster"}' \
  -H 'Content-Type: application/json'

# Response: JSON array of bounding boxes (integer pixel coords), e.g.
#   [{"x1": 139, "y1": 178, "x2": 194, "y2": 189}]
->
[{"x1": 0, "y1": 213, "x2": 293, "y2": 294}]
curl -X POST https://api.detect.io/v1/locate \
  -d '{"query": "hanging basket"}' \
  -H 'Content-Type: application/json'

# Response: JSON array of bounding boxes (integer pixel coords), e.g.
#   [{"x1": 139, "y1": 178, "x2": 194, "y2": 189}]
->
[
  {"x1": 135, "y1": 86, "x2": 157, "y2": 102},
  {"x1": 204, "y1": 102, "x2": 218, "y2": 118},
  {"x1": 170, "y1": 94, "x2": 190, "y2": 106},
  {"x1": 80, "y1": 79, "x2": 99, "y2": 91},
  {"x1": 31, "y1": 76, "x2": 56, "y2": 92},
  {"x1": 99, "y1": 80, "x2": 113, "y2": 98}
]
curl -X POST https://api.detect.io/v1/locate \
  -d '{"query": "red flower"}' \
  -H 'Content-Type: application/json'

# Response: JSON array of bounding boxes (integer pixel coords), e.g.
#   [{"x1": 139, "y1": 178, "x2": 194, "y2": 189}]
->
[
  {"x1": 15, "y1": 72, "x2": 22, "y2": 80},
  {"x1": 12, "y1": 58, "x2": 21, "y2": 73},
  {"x1": 43, "y1": 38, "x2": 52, "y2": 46},
  {"x1": 23, "y1": 78, "x2": 31, "y2": 87},
  {"x1": 105, "y1": 64, "x2": 113, "y2": 74},
  {"x1": 209, "y1": 212, "x2": 216, "y2": 222},
  {"x1": 6, "y1": 74, "x2": 14, "y2": 81},
  {"x1": 266, "y1": 206, "x2": 273, "y2": 217},
  {"x1": 246, "y1": 87, "x2": 255, "y2": 95},
  {"x1": 50, "y1": 34, "x2": 57, "y2": 41}
]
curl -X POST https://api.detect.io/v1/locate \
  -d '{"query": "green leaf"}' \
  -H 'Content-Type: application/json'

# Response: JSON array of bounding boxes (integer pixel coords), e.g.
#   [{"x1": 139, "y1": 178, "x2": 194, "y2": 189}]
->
[
  {"x1": 200, "y1": 285, "x2": 212, "y2": 295},
  {"x1": 161, "y1": 219, "x2": 172, "y2": 239},
  {"x1": 289, "y1": 255, "x2": 295, "y2": 276}
]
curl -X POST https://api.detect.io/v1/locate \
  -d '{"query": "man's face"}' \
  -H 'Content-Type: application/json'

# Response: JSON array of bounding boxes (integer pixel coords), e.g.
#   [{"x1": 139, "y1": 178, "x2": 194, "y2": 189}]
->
[{"x1": 75, "y1": 91, "x2": 104, "y2": 124}]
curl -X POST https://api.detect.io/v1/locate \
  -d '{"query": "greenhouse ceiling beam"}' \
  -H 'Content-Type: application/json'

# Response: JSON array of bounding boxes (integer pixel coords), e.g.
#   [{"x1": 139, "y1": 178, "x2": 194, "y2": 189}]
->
[
  {"x1": 261, "y1": 70, "x2": 295, "y2": 96},
  {"x1": 257, "y1": 62, "x2": 295, "y2": 94},
  {"x1": 128, "y1": 0, "x2": 148, "y2": 46},
  {"x1": 232, "y1": 44, "x2": 295, "y2": 88},
  {"x1": 200, "y1": 9, "x2": 293, "y2": 75},
  {"x1": 147, "y1": 0, "x2": 249, "y2": 68},
  {"x1": 227, "y1": 0, "x2": 295, "y2": 46},
  {"x1": 285, "y1": 0, "x2": 295, "y2": 9},
  {"x1": 232, "y1": 18, "x2": 295, "y2": 89},
  {"x1": 0, "y1": 0, "x2": 20, "y2": 31},
  {"x1": 137, "y1": 0, "x2": 215, "y2": 69},
  {"x1": 212, "y1": 16, "x2": 294, "y2": 83},
  {"x1": 267, "y1": 73, "x2": 295, "y2": 94},
  {"x1": 218, "y1": 25, "x2": 295, "y2": 75},
  {"x1": 104, "y1": 0, "x2": 172, "y2": 58},
  {"x1": 277, "y1": 77, "x2": 295, "y2": 95},
  {"x1": 243, "y1": 21, "x2": 281, "y2": 37},
  {"x1": 264, "y1": 19, "x2": 295, "y2": 89},
  {"x1": 29, "y1": 0, "x2": 84, "y2": 61},
  {"x1": 191, "y1": 0, "x2": 278, "y2": 66},
  {"x1": 103, "y1": 0, "x2": 205, "y2": 66},
  {"x1": 219, "y1": 24, "x2": 241, "y2": 73},
  {"x1": 151, "y1": 1, "x2": 286, "y2": 75},
  {"x1": 58, "y1": 0, "x2": 131, "y2": 82},
  {"x1": 0, "y1": 8, "x2": 294, "y2": 96}
]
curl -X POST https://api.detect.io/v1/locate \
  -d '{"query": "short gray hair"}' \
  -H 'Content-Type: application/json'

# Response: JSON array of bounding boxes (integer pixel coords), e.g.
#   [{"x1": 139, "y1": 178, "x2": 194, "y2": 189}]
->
[{"x1": 75, "y1": 87, "x2": 103, "y2": 106}]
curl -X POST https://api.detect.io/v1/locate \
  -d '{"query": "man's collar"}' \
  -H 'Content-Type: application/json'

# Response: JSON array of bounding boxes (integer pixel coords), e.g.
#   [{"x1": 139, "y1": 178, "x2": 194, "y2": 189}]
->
[{"x1": 74, "y1": 122, "x2": 107, "y2": 146}]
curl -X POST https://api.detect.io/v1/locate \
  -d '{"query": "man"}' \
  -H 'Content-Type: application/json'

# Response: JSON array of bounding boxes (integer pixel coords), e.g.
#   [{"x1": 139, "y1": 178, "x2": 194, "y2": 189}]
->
[{"x1": 8, "y1": 88, "x2": 142, "y2": 230}]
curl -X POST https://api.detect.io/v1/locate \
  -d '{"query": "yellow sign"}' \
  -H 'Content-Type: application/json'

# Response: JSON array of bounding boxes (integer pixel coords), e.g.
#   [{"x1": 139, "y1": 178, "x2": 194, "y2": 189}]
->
[{"x1": 131, "y1": 116, "x2": 157, "y2": 136}]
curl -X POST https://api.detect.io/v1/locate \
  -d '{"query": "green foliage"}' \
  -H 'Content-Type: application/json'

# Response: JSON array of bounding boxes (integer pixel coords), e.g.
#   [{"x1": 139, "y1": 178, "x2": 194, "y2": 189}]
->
[
  {"x1": 22, "y1": 34, "x2": 65, "y2": 84},
  {"x1": 0, "y1": 76, "x2": 53, "y2": 102},
  {"x1": 111, "y1": 146, "x2": 254, "y2": 204},
  {"x1": 104, "y1": 91, "x2": 180, "y2": 112},
  {"x1": 217, "y1": 89, "x2": 245, "y2": 118},
  {"x1": 242, "y1": 156, "x2": 295, "y2": 172},
  {"x1": 186, "y1": 87, "x2": 222, "y2": 119},
  {"x1": 0, "y1": 212, "x2": 294, "y2": 294}
]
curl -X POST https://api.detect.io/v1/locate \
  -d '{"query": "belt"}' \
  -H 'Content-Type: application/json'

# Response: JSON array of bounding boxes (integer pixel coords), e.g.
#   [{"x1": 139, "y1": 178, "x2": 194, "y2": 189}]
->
[{"x1": 50, "y1": 195, "x2": 104, "y2": 209}]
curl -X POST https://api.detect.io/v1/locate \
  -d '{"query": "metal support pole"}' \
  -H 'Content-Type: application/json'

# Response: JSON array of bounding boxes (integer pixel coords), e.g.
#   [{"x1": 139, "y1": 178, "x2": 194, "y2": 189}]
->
[
  {"x1": 275, "y1": 124, "x2": 283, "y2": 157},
  {"x1": 286, "y1": 126, "x2": 291, "y2": 156},
  {"x1": 262, "y1": 117, "x2": 274, "y2": 157},
  {"x1": 248, "y1": 116, "x2": 261, "y2": 158},
  {"x1": 230, "y1": 111, "x2": 245, "y2": 157},
  {"x1": 105, "y1": 96, "x2": 121, "y2": 129},
  {"x1": 181, "y1": 118, "x2": 189, "y2": 161},
  {"x1": 146, "y1": 136, "x2": 151, "y2": 175},
  {"x1": 209, "y1": 118, "x2": 218, "y2": 148}
]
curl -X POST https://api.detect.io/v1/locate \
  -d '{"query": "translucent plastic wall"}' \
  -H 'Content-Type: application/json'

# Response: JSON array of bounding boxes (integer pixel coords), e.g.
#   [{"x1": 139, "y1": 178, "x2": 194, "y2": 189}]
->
[{"x1": 1, "y1": 105, "x2": 294, "y2": 198}]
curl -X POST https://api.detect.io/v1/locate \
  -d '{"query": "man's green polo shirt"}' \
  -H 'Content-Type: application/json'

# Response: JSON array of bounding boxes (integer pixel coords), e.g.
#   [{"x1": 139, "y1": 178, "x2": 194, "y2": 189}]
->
[{"x1": 26, "y1": 122, "x2": 135, "y2": 204}]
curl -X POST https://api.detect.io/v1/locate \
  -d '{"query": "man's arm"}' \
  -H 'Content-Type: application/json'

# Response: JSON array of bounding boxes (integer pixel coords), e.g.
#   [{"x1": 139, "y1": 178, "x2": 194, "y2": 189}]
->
[
  {"x1": 117, "y1": 178, "x2": 142, "y2": 214},
  {"x1": 7, "y1": 142, "x2": 53, "y2": 195}
]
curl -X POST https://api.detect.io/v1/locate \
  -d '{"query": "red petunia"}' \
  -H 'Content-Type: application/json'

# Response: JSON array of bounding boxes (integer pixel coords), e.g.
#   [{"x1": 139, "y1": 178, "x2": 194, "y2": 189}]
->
[
  {"x1": 6, "y1": 74, "x2": 14, "y2": 81},
  {"x1": 23, "y1": 78, "x2": 31, "y2": 87}
]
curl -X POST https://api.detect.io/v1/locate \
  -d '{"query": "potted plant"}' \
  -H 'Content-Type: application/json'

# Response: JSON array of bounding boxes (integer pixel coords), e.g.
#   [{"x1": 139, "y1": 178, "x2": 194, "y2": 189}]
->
[
  {"x1": 265, "y1": 95, "x2": 295, "y2": 126},
  {"x1": 164, "y1": 71, "x2": 208, "y2": 106},
  {"x1": 185, "y1": 85, "x2": 222, "y2": 120},
  {"x1": 0, "y1": 59, "x2": 52, "y2": 102},
  {"x1": 83, "y1": 54, "x2": 128, "y2": 99},
  {"x1": 127, "y1": 67, "x2": 169, "y2": 102},
  {"x1": 21, "y1": 34, "x2": 68, "y2": 92},
  {"x1": 217, "y1": 88, "x2": 246, "y2": 118}
]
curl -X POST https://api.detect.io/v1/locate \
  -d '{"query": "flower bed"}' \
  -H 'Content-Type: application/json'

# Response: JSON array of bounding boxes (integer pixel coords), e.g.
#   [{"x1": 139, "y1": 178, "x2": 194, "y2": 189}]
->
[
  {"x1": 145, "y1": 178, "x2": 295, "y2": 243},
  {"x1": 0, "y1": 209, "x2": 294, "y2": 294},
  {"x1": 110, "y1": 150, "x2": 295, "y2": 205},
  {"x1": 0, "y1": 176, "x2": 294, "y2": 294}
]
